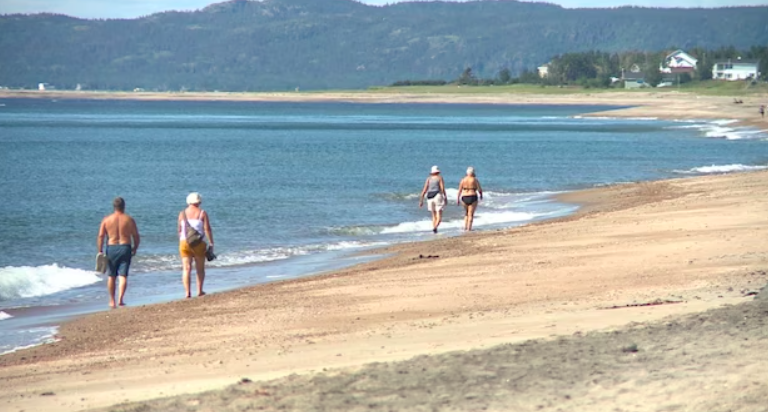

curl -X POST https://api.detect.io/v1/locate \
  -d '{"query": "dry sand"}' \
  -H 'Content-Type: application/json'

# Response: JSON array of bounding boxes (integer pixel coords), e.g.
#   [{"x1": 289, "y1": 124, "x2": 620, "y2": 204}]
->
[{"x1": 1, "y1": 92, "x2": 768, "y2": 412}]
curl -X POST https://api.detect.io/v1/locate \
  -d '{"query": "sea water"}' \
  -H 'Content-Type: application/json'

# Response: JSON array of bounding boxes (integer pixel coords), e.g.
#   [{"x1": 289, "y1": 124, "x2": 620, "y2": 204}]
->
[{"x1": 1, "y1": 98, "x2": 767, "y2": 354}]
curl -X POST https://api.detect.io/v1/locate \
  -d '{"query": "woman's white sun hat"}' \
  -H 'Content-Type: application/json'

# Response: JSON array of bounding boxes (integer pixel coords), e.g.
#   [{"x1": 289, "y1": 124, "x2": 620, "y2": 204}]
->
[
  {"x1": 186, "y1": 192, "x2": 202, "y2": 205},
  {"x1": 431, "y1": 165, "x2": 440, "y2": 174}
]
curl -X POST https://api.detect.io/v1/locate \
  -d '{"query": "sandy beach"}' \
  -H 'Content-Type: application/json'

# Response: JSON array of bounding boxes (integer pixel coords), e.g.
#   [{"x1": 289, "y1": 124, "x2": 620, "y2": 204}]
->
[{"x1": 2, "y1": 91, "x2": 768, "y2": 412}]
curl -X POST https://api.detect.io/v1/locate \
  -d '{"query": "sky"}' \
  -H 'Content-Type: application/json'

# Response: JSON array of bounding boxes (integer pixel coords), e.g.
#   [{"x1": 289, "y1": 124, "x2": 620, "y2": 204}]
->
[{"x1": 0, "y1": 0, "x2": 765, "y2": 19}]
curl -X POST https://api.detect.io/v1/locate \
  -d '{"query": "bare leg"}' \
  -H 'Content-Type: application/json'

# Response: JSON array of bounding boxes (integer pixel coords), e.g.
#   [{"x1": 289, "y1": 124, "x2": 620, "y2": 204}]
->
[
  {"x1": 117, "y1": 276, "x2": 128, "y2": 306},
  {"x1": 182, "y1": 257, "x2": 193, "y2": 298},
  {"x1": 462, "y1": 204, "x2": 470, "y2": 231},
  {"x1": 107, "y1": 276, "x2": 116, "y2": 308},
  {"x1": 467, "y1": 203, "x2": 478, "y2": 231},
  {"x1": 194, "y1": 255, "x2": 206, "y2": 296},
  {"x1": 435, "y1": 210, "x2": 443, "y2": 232},
  {"x1": 431, "y1": 210, "x2": 439, "y2": 233}
]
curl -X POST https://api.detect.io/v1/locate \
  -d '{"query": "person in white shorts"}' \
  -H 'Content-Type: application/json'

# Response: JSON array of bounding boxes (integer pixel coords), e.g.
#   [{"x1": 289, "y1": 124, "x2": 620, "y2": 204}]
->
[{"x1": 419, "y1": 165, "x2": 447, "y2": 233}]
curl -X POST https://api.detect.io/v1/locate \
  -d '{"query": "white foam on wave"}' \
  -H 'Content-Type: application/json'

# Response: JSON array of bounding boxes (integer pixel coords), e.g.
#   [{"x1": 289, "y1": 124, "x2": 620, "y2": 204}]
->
[
  {"x1": 0, "y1": 311, "x2": 12, "y2": 321},
  {"x1": 0, "y1": 265, "x2": 101, "y2": 302},
  {"x1": 134, "y1": 240, "x2": 390, "y2": 272},
  {"x1": 673, "y1": 164, "x2": 768, "y2": 175},
  {"x1": 0, "y1": 326, "x2": 59, "y2": 356},
  {"x1": 704, "y1": 127, "x2": 765, "y2": 140},
  {"x1": 206, "y1": 240, "x2": 389, "y2": 268},
  {"x1": 325, "y1": 241, "x2": 388, "y2": 251},
  {"x1": 572, "y1": 116, "x2": 658, "y2": 121},
  {"x1": 669, "y1": 119, "x2": 766, "y2": 140},
  {"x1": 474, "y1": 210, "x2": 544, "y2": 226},
  {"x1": 710, "y1": 119, "x2": 739, "y2": 126},
  {"x1": 381, "y1": 210, "x2": 542, "y2": 234},
  {"x1": 384, "y1": 189, "x2": 518, "y2": 206}
]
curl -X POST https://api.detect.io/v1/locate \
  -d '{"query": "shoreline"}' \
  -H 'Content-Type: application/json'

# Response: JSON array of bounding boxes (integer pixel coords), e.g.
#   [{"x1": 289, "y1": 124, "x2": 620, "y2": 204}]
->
[
  {"x1": 2, "y1": 89, "x2": 767, "y2": 130},
  {"x1": 2, "y1": 169, "x2": 768, "y2": 410},
  {"x1": 2, "y1": 92, "x2": 768, "y2": 411}
]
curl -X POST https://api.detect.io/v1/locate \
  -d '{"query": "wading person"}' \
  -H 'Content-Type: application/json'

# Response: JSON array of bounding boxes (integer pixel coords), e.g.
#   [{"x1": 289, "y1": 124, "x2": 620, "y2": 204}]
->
[
  {"x1": 457, "y1": 166, "x2": 483, "y2": 231},
  {"x1": 178, "y1": 192, "x2": 214, "y2": 298},
  {"x1": 419, "y1": 165, "x2": 447, "y2": 233},
  {"x1": 97, "y1": 197, "x2": 140, "y2": 308}
]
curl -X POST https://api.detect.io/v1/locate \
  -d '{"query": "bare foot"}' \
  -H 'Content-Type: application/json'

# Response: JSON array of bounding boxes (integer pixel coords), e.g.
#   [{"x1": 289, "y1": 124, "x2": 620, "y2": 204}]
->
[
  {"x1": 198, "y1": 291, "x2": 206, "y2": 297},
  {"x1": 118, "y1": 302, "x2": 126, "y2": 307},
  {"x1": 109, "y1": 303, "x2": 116, "y2": 309},
  {"x1": 185, "y1": 295, "x2": 191, "y2": 299}
]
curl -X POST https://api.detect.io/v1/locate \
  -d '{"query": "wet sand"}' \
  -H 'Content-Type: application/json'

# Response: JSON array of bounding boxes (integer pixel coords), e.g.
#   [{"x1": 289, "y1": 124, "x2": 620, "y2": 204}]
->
[{"x1": 1, "y1": 92, "x2": 768, "y2": 411}]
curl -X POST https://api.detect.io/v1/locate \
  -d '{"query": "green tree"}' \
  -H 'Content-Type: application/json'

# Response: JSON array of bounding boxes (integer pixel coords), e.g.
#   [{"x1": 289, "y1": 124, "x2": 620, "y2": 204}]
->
[
  {"x1": 458, "y1": 67, "x2": 476, "y2": 85},
  {"x1": 498, "y1": 68, "x2": 511, "y2": 84},
  {"x1": 691, "y1": 48, "x2": 713, "y2": 81},
  {"x1": 643, "y1": 53, "x2": 664, "y2": 86},
  {"x1": 517, "y1": 69, "x2": 540, "y2": 84}
]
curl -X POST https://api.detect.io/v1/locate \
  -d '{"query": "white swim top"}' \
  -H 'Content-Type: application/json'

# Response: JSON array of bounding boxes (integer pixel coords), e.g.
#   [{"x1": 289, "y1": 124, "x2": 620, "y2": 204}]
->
[{"x1": 180, "y1": 209, "x2": 206, "y2": 241}]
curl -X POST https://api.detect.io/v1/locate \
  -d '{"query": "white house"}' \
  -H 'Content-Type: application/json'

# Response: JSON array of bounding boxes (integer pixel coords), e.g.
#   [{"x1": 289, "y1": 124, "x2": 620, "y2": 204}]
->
[
  {"x1": 660, "y1": 49, "x2": 697, "y2": 74},
  {"x1": 712, "y1": 58, "x2": 760, "y2": 81},
  {"x1": 537, "y1": 63, "x2": 549, "y2": 78}
]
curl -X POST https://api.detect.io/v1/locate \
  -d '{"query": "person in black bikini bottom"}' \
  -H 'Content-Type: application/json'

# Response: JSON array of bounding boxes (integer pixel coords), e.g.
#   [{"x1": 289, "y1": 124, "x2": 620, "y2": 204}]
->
[
  {"x1": 457, "y1": 167, "x2": 483, "y2": 231},
  {"x1": 461, "y1": 194, "x2": 478, "y2": 206}
]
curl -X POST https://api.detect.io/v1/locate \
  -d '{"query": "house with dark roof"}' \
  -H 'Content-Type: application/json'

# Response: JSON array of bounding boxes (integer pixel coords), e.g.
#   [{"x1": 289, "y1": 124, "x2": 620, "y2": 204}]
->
[
  {"x1": 623, "y1": 64, "x2": 647, "y2": 89},
  {"x1": 712, "y1": 58, "x2": 760, "y2": 81}
]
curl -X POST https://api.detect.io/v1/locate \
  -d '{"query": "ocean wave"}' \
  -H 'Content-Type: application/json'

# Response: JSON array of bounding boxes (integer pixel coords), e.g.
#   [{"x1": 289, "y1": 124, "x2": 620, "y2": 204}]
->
[
  {"x1": 381, "y1": 210, "x2": 543, "y2": 234},
  {"x1": 710, "y1": 119, "x2": 739, "y2": 125},
  {"x1": 0, "y1": 265, "x2": 101, "y2": 302},
  {"x1": 673, "y1": 164, "x2": 768, "y2": 175},
  {"x1": 326, "y1": 225, "x2": 384, "y2": 236},
  {"x1": 668, "y1": 119, "x2": 766, "y2": 140},
  {"x1": 210, "y1": 241, "x2": 388, "y2": 266},
  {"x1": 135, "y1": 240, "x2": 389, "y2": 272},
  {"x1": 705, "y1": 128, "x2": 765, "y2": 140},
  {"x1": 0, "y1": 326, "x2": 59, "y2": 356},
  {"x1": 572, "y1": 116, "x2": 659, "y2": 121},
  {"x1": 381, "y1": 189, "x2": 519, "y2": 204},
  {"x1": 380, "y1": 192, "x2": 420, "y2": 201},
  {"x1": 0, "y1": 311, "x2": 11, "y2": 321}
]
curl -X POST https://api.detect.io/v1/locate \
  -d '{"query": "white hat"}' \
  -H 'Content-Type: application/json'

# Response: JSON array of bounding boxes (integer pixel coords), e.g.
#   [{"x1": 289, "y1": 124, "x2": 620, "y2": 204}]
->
[
  {"x1": 430, "y1": 165, "x2": 440, "y2": 174},
  {"x1": 186, "y1": 192, "x2": 202, "y2": 205}
]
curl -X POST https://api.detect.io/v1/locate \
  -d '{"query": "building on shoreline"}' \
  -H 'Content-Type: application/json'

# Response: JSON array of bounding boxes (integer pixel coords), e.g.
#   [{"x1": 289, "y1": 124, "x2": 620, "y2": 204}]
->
[
  {"x1": 537, "y1": 63, "x2": 550, "y2": 79},
  {"x1": 712, "y1": 58, "x2": 760, "y2": 81},
  {"x1": 660, "y1": 49, "x2": 697, "y2": 75}
]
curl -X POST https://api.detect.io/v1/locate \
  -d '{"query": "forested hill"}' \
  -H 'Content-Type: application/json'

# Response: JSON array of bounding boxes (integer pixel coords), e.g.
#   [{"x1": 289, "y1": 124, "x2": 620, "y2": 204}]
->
[{"x1": 1, "y1": 0, "x2": 767, "y2": 91}]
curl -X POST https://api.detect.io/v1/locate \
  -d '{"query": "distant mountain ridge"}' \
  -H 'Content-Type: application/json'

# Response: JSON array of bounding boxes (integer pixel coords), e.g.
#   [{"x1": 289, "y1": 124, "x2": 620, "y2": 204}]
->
[{"x1": 1, "y1": 0, "x2": 767, "y2": 91}]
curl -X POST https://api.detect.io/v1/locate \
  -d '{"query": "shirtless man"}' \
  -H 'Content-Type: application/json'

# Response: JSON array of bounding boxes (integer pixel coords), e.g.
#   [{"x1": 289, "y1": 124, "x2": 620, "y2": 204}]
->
[{"x1": 97, "y1": 197, "x2": 140, "y2": 308}]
